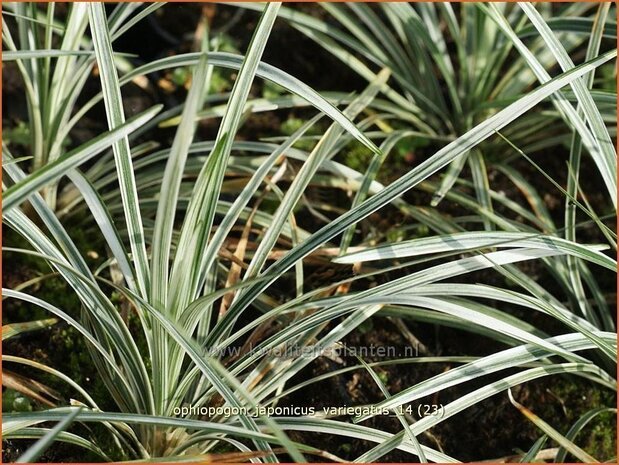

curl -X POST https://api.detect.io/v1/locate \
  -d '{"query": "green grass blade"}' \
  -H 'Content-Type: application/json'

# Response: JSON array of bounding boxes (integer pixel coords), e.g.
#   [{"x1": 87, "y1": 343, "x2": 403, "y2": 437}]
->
[
  {"x1": 347, "y1": 332, "x2": 613, "y2": 423},
  {"x1": 3, "y1": 106, "x2": 161, "y2": 212},
  {"x1": 353, "y1": 362, "x2": 614, "y2": 456},
  {"x1": 355, "y1": 354, "x2": 427, "y2": 462},
  {"x1": 213, "y1": 50, "x2": 615, "y2": 342},
  {"x1": 150, "y1": 52, "x2": 210, "y2": 309},
  {"x1": 564, "y1": 3, "x2": 612, "y2": 329},
  {"x1": 508, "y1": 389, "x2": 598, "y2": 463},
  {"x1": 555, "y1": 407, "x2": 617, "y2": 462},
  {"x1": 88, "y1": 2, "x2": 151, "y2": 299},
  {"x1": 167, "y1": 3, "x2": 281, "y2": 315},
  {"x1": 335, "y1": 231, "x2": 615, "y2": 271},
  {"x1": 15, "y1": 407, "x2": 82, "y2": 463},
  {"x1": 66, "y1": 170, "x2": 136, "y2": 289},
  {"x1": 520, "y1": 435, "x2": 548, "y2": 463},
  {"x1": 2, "y1": 318, "x2": 58, "y2": 341},
  {"x1": 518, "y1": 17, "x2": 616, "y2": 40},
  {"x1": 65, "y1": 51, "x2": 380, "y2": 158},
  {"x1": 486, "y1": 3, "x2": 617, "y2": 207},
  {"x1": 6, "y1": 428, "x2": 111, "y2": 462}
]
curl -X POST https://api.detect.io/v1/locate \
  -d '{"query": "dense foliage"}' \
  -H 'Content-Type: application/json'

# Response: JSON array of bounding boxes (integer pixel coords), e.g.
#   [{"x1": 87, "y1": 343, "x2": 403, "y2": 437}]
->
[{"x1": 2, "y1": 2, "x2": 616, "y2": 462}]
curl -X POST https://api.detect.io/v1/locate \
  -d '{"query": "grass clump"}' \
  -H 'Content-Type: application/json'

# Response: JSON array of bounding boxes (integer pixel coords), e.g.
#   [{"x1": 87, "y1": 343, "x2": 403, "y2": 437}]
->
[{"x1": 2, "y1": 2, "x2": 616, "y2": 462}]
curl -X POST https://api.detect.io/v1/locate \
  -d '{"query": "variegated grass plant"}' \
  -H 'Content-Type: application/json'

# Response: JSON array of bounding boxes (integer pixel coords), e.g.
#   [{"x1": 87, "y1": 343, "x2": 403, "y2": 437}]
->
[
  {"x1": 2, "y1": 2, "x2": 617, "y2": 462},
  {"x1": 2, "y1": 2, "x2": 168, "y2": 210},
  {"x1": 233, "y1": 2, "x2": 617, "y2": 211}
]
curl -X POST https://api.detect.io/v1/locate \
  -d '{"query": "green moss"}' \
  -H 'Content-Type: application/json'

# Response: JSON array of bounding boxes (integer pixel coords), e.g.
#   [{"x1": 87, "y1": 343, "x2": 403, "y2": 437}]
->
[
  {"x1": 339, "y1": 443, "x2": 352, "y2": 454},
  {"x1": 377, "y1": 371, "x2": 389, "y2": 385},
  {"x1": 532, "y1": 377, "x2": 616, "y2": 460},
  {"x1": 583, "y1": 410, "x2": 616, "y2": 460},
  {"x1": 279, "y1": 116, "x2": 323, "y2": 151},
  {"x1": 4, "y1": 121, "x2": 31, "y2": 148},
  {"x1": 209, "y1": 68, "x2": 233, "y2": 93},
  {"x1": 262, "y1": 80, "x2": 286, "y2": 100},
  {"x1": 2, "y1": 389, "x2": 32, "y2": 412},
  {"x1": 385, "y1": 227, "x2": 406, "y2": 243},
  {"x1": 340, "y1": 140, "x2": 373, "y2": 173},
  {"x1": 3, "y1": 227, "x2": 78, "y2": 323},
  {"x1": 171, "y1": 67, "x2": 190, "y2": 87},
  {"x1": 357, "y1": 318, "x2": 374, "y2": 334},
  {"x1": 3, "y1": 217, "x2": 119, "y2": 413},
  {"x1": 339, "y1": 134, "x2": 431, "y2": 183}
]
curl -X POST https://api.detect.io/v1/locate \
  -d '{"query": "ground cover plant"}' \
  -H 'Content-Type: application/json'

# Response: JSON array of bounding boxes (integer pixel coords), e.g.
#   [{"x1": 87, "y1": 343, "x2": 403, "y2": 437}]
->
[{"x1": 2, "y1": 2, "x2": 617, "y2": 462}]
